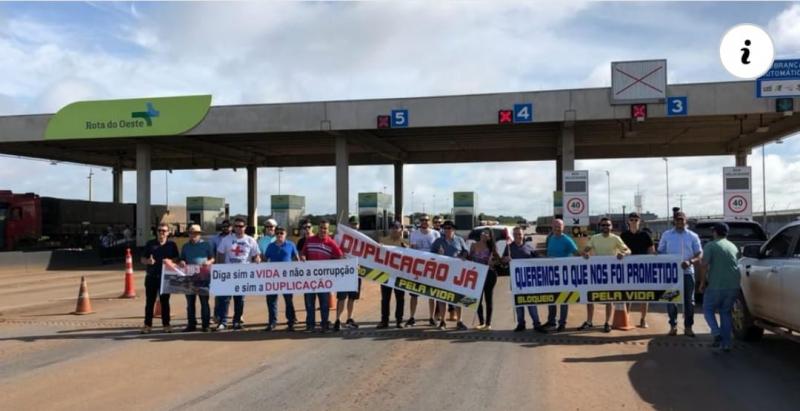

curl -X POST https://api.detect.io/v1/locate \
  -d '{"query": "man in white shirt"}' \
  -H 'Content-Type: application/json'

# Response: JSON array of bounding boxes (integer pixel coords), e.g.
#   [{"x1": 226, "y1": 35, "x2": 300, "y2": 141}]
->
[
  {"x1": 215, "y1": 217, "x2": 261, "y2": 331},
  {"x1": 407, "y1": 214, "x2": 441, "y2": 327}
]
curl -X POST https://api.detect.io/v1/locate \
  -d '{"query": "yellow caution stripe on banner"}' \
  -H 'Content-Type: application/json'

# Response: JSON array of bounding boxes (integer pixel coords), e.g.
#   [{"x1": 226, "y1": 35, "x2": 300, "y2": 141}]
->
[{"x1": 358, "y1": 265, "x2": 390, "y2": 284}]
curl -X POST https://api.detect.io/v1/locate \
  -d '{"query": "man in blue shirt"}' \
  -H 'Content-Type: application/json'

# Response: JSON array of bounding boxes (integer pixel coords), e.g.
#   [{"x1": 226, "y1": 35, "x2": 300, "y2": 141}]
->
[
  {"x1": 657, "y1": 211, "x2": 702, "y2": 337},
  {"x1": 263, "y1": 226, "x2": 299, "y2": 331},
  {"x1": 257, "y1": 218, "x2": 277, "y2": 254},
  {"x1": 544, "y1": 219, "x2": 579, "y2": 332},
  {"x1": 430, "y1": 220, "x2": 469, "y2": 331},
  {"x1": 180, "y1": 224, "x2": 215, "y2": 332}
]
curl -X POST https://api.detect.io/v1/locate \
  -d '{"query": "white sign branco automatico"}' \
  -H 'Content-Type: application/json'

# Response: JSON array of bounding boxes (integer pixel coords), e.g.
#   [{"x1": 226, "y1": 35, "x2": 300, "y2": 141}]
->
[
  {"x1": 723, "y1": 166, "x2": 752, "y2": 220},
  {"x1": 610, "y1": 59, "x2": 667, "y2": 104},
  {"x1": 563, "y1": 170, "x2": 589, "y2": 226}
]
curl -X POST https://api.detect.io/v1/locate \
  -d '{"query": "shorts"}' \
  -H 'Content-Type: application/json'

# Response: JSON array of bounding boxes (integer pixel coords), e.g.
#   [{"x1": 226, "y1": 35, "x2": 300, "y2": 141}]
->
[{"x1": 337, "y1": 278, "x2": 362, "y2": 300}]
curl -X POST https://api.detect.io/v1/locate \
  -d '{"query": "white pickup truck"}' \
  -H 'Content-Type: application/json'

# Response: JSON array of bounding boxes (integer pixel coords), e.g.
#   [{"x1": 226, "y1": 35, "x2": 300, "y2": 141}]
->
[{"x1": 735, "y1": 220, "x2": 800, "y2": 342}]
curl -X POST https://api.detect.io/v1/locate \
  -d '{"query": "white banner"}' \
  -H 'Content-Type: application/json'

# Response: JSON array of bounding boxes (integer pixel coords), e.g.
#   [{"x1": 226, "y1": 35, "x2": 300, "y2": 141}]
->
[
  {"x1": 160, "y1": 261, "x2": 210, "y2": 295},
  {"x1": 510, "y1": 255, "x2": 684, "y2": 306},
  {"x1": 335, "y1": 225, "x2": 488, "y2": 309},
  {"x1": 209, "y1": 258, "x2": 359, "y2": 296}
]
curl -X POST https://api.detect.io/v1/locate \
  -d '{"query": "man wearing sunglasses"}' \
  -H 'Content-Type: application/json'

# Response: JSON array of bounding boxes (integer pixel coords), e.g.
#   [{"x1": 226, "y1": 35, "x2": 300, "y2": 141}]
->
[
  {"x1": 141, "y1": 223, "x2": 180, "y2": 334},
  {"x1": 263, "y1": 226, "x2": 299, "y2": 331},
  {"x1": 580, "y1": 217, "x2": 631, "y2": 333},
  {"x1": 211, "y1": 220, "x2": 232, "y2": 325},
  {"x1": 430, "y1": 220, "x2": 470, "y2": 331},
  {"x1": 301, "y1": 220, "x2": 344, "y2": 333},
  {"x1": 296, "y1": 219, "x2": 312, "y2": 253},
  {"x1": 216, "y1": 217, "x2": 261, "y2": 331},
  {"x1": 620, "y1": 212, "x2": 656, "y2": 328},
  {"x1": 407, "y1": 214, "x2": 440, "y2": 327},
  {"x1": 657, "y1": 211, "x2": 702, "y2": 337}
]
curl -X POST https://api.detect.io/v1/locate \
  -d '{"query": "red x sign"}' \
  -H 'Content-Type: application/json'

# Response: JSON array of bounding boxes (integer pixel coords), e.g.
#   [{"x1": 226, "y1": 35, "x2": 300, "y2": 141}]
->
[
  {"x1": 377, "y1": 115, "x2": 390, "y2": 129},
  {"x1": 498, "y1": 110, "x2": 513, "y2": 124},
  {"x1": 631, "y1": 104, "x2": 647, "y2": 119},
  {"x1": 615, "y1": 66, "x2": 664, "y2": 96}
]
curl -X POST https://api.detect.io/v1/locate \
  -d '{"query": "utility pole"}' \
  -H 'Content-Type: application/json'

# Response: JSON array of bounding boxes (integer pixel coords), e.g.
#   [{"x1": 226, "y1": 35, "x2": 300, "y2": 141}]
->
[{"x1": 87, "y1": 169, "x2": 94, "y2": 201}]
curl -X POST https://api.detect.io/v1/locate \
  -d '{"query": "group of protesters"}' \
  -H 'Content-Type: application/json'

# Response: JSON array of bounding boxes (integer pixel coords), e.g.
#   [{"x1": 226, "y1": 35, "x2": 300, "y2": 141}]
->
[{"x1": 140, "y1": 209, "x2": 742, "y2": 351}]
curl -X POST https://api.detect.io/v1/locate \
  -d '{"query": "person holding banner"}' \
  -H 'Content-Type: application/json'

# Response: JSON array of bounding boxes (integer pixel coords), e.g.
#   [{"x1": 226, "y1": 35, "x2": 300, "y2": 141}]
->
[
  {"x1": 658, "y1": 211, "x2": 702, "y2": 337},
  {"x1": 263, "y1": 226, "x2": 299, "y2": 331},
  {"x1": 620, "y1": 212, "x2": 656, "y2": 328},
  {"x1": 472, "y1": 228, "x2": 501, "y2": 330},
  {"x1": 505, "y1": 226, "x2": 545, "y2": 333},
  {"x1": 432, "y1": 215, "x2": 457, "y2": 321},
  {"x1": 216, "y1": 217, "x2": 261, "y2": 331},
  {"x1": 211, "y1": 220, "x2": 232, "y2": 326},
  {"x1": 301, "y1": 220, "x2": 343, "y2": 333},
  {"x1": 544, "y1": 219, "x2": 579, "y2": 332},
  {"x1": 140, "y1": 222, "x2": 180, "y2": 334},
  {"x1": 430, "y1": 220, "x2": 470, "y2": 331},
  {"x1": 407, "y1": 214, "x2": 441, "y2": 327},
  {"x1": 580, "y1": 217, "x2": 631, "y2": 333},
  {"x1": 377, "y1": 221, "x2": 409, "y2": 329},
  {"x1": 698, "y1": 223, "x2": 739, "y2": 352},
  {"x1": 180, "y1": 224, "x2": 215, "y2": 332}
]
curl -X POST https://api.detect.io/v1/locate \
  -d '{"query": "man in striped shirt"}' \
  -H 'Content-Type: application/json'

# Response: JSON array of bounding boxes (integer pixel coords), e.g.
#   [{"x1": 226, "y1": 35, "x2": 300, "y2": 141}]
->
[{"x1": 300, "y1": 220, "x2": 344, "y2": 332}]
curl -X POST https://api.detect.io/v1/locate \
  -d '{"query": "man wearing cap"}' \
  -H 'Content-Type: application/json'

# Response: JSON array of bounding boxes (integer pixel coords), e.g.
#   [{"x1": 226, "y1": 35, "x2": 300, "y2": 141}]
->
[
  {"x1": 378, "y1": 221, "x2": 409, "y2": 329},
  {"x1": 658, "y1": 211, "x2": 702, "y2": 337},
  {"x1": 263, "y1": 226, "x2": 299, "y2": 331},
  {"x1": 348, "y1": 216, "x2": 360, "y2": 230},
  {"x1": 581, "y1": 217, "x2": 631, "y2": 333},
  {"x1": 180, "y1": 225, "x2": 215, "y2": 332},
  {"x1": 430, "y1": 220, "x2": 470, "y2": 331},
  {"x1": 407, "y1": 214, "x2": 441, "y2": 327},
  {"x1": 257, "y1": 218, "x2": 278, "y2": 255},
  {"x1": 216, "y1": 217, "x2": 261, "y2": 331},
  {"x1": 698, "y1": 223, "x2": 739, "y2": 352},
  {"x1": 620, "y1": 212, "x2": 656, "y2": 328},
  {"x1": 211, "y1": 220, "x2": 232, "y2": 326}
]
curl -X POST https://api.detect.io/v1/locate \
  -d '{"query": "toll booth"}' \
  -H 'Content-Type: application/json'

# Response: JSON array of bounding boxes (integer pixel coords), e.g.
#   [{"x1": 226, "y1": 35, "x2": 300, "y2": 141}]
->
[
  {"x1": 358, "y1": 192, "x2": 393, "y2": 238},
  {"x1": 271, "y1": 195, "x2": 306, "y2": 230},
  {"x1": 186, "y1": 196, "x2": 226, "y2": 234},
  {"x1": 453, "y1": 191, "x2": 477, "y2": 231}
]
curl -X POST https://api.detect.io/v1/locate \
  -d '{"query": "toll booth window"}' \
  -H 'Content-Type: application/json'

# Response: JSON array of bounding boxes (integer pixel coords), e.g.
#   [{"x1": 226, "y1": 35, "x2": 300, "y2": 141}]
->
[
  {"x1": 725, "y1": 177, "x2": 749, "y2": 190},
  {"x1": 564, "y1": 181, "x2": 587, "y2": 193},
  {"x1": 455, "y1": 215, "x2": 472, "y2": 229},
  {"x1": 360, "y1": 216, "x2": 377, "y2": 230}
]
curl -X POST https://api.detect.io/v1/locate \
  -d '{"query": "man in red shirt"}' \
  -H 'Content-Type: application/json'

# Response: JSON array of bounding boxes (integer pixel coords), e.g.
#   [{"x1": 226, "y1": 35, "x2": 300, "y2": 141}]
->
[{"x1": 301, "y1": 220, "x2": 343, "y2": 332}]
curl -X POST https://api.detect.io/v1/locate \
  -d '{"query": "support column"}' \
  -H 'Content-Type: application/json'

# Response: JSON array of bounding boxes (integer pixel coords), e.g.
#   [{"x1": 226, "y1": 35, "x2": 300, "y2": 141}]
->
[
  {"x1": 735, "y1": 151, "x2": 748, "y2": 167},
  {"x1": 335, "y1": 135, "x2": 349, "y2": 224},
  {"x1": 555, "y1": 124, "x2": 575, "y2": 217},
  {"x1": 135, "y1": 143, "x2": 151, "y2": 247},
  {"x1": 394, "y1": 162, "x2": 403, "y2": 223},
  {"x1": 247, "y1": 164, "x2": 258, "y2": 233},
  {"x1": 112, "y1": 167, "x2": 123, "y2": 204}
]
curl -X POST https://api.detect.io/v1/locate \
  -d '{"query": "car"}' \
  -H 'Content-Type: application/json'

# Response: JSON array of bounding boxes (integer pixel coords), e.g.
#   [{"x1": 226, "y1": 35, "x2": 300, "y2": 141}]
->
[
  {"x1": 735, "y1": 219, "x2": 800, "y2": 343},
  {"x1": 465, "y1": 225, "x2": 514, "y2": 257},
  {"x1": 692, "y1": 219, "x2": 767, "y2": 255}
]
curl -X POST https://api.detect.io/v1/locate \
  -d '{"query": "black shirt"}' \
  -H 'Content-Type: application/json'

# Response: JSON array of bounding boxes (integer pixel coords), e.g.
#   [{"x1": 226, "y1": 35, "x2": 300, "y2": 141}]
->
[
  {"x1": 621, "y1": 230, "x2": 654, "y2": 255},
  {"x1": 144, "y1": 239, "x2": 180, "y2": 277}
]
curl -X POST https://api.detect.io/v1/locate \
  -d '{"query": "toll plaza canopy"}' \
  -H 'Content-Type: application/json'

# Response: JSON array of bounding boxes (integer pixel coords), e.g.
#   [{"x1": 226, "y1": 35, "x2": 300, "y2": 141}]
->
[{"x1": 0, "y1": 80, "x2": 798, "y2": 246}]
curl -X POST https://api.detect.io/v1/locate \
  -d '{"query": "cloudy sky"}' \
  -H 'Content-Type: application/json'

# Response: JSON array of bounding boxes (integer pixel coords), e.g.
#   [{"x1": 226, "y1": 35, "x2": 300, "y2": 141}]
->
[{"x1": 1, "y1": 1, "x2": 799, "y2": 220}]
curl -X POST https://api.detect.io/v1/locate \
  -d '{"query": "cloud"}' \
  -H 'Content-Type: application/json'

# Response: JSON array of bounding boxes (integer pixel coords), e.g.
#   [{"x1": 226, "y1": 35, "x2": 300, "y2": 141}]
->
[{"x1": 769, "y1": 4, "x2": 800, "y2": 56}]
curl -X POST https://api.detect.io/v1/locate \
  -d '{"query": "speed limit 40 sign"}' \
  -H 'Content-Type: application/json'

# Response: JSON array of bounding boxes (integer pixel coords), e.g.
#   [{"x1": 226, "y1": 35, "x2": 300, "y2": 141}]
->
[{"x1": 723, "y1": 167, "x2": 752, "y2": 220}]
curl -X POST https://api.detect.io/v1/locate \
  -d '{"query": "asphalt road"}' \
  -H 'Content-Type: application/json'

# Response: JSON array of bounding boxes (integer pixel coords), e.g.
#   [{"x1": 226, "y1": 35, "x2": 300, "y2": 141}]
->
[{"x1": 1, "y1": 266, "x2": 798, "y2": 411}]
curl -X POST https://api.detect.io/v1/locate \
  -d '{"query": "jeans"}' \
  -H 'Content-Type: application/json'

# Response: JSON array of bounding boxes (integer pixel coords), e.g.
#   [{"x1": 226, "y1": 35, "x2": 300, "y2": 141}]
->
[
  {"x1": 214, "y1": 296, "x2": 227, "y2": 321},
  {"x1": 304, "y1": 293, "x2": 330, "y2": 329},
  {"x1": 381, "y1": 285, "x2": 405, "y2": 324},
  {"x1": 186, "y1": 294, "x2": 210, "y2": 328},
  {"x1": 144, "y1": 275, "x2": 170, "y2": 327},
  {"x1": 477, "y1": 270, "x2": 498, "y2": 326},
  {"x1": 703, "y1": 288, "x2": 739, "y2": 348},
  {"x1": 668, "y1": 274, "x2": 695, "y2": 327},
  {"x1": 217, "y1": 295, "x2": 244, "y2": 325},
  {"x1": 266, "y1": 294, "x2": 296, "y2": 327},
  {"x1": 547, "y1": 304, "x2": 569, "y2": 326}
]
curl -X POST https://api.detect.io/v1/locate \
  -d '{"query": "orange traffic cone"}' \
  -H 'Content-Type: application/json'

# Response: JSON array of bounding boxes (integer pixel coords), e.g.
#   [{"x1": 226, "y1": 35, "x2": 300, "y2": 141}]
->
[
  {"x1": 72, "y1": 276, "x2": 93, "y2": 315},
  {"x1": 612, "y1": 303, "x2": 634, "y2": 331},
  {"x1": 120, "y1": 248, "x2": 136, "y2": 298},
  {"x1": 154, "y1": 297, "x2": 162, "y2": 317}
]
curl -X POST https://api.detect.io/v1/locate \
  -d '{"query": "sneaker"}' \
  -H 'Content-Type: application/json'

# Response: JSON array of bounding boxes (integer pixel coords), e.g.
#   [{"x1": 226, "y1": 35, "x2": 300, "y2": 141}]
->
[
  {"x1": 140, "y1": 325, "x2": 152, "y2": 334},
  {"x1": 556, "y1": 324, "x2": 566, "y2": 333},
  {"x1": 475, "y1": 324, "x2": 486, "y2": 330},
  {"x1": 163, "y1": 325, "x2": 173, "y2": 333},
  {"x1": 201, "y1": 327, "x2": 210, "y2": 333},
  {"x1": 405, "y1": 317, "x2": 416, "y2": 327},
  {"x1": 287, "y1": 323, "x2": 295, "y2": 332},
  {"x1": 456, "y1": 321, "x2": 468, "y2": 331},
  {"x1": 376, "y1": 322, "x2": 389, "y2": 329},
  {"x1": 578, "y1": 321, "x2": 593, "y2": 331},
  {"x1": 232, "y1": 323, "x2": 243, "y2": 331},
  {"x1": 684, "y1": 327, "x2": 696, "y2": 337},
  {"x1": 711, "y1": 335, "x2": 722, "y2": 348},
  {"x1": 333, "y1": 320, "x2": 341, "y2": 332},
  {"x1": 438, "y1": 320, "x2": 447, "y2": 330},
  {"x1": 533, "y1": 325, "x2": 549, "y2": 334},
  {"x1": 396, "y1": 321, "x2": 405, "y2": 329},
  {"x1": 722, "y1": 346, "x2": 732, "y2": 353},
  {"x1": 543, "y1": 321, "x2": 557, "y2": 329},
  {"x1": 320, "y1": 324, "x2": 330, "y2": 333},
  {"x1": 215, "y1": 323, "x2": 227, "y2": 332},
  {"x1": 483, "y1": 325, "x2": 492, "y2": 331},
  {"x1": 345, "y1": 318, "x2": 359, "y2": 329},
  {"x1": 513, "y1": 324, "x2": 526, "y2": 332},
  {"x1": 428, "y1": 318, "x2": 436, "y2": 326},
  {"x1": 603, "y1": 323, "x2": 611, "y2": 333},
  {"x1": 304, "y1": 325, "x2": 315, "y2": 333},
  {"x1": 182, "y1": 326, "x2": 196, "y2": 333},
  {"x1": 264, "y1": 324, "x2": 275, "y2": 332},
  {"x1": 668, "y1": 326, "x2": 678, "y2": 336},
  {"x1": 639, "y1": 319, "x2": 649, "y2": 329}
]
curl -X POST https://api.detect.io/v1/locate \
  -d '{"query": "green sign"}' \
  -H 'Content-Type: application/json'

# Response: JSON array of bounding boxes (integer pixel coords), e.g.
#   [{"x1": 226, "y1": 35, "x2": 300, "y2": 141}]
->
[
  {"x1": 358, "y1": 193, "x2": 378, "y2": 208},
  {"x1": 45, "y1": 95, "x2": 212, "y2": 140},
  {"x1": 271, "y1": 195, "x2": 305, "y2": 210},
  {"x1": 453, "y1": 192, "x2": 474, "y2": 207}
]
